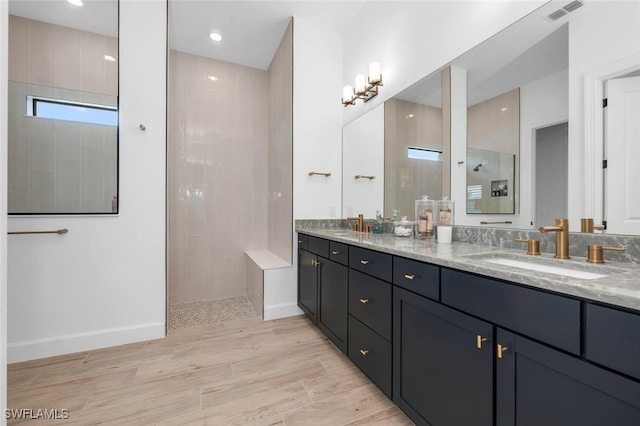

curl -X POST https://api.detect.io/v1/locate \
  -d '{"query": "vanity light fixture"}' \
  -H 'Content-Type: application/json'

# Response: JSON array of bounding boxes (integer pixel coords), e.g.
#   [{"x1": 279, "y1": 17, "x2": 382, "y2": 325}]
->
[
  {"x1": 209, "y1": 32, "x2": 223, "y2": 42},
  {"x1": 67, "y1": 0, "x2": 83, "y2": 6},
  {"x1": 342, "y1": 62, "x2": 383, "y2": 106}
]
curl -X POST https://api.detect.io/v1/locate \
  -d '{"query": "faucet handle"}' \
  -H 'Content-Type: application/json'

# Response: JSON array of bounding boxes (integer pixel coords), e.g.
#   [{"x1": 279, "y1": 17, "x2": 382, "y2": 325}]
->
[
  {"x1": 587, "y1": 245, "x2": 625, "y2": 263},
  {"x1": 515, "y1": 238, "x2": 541, "y2": 255}
]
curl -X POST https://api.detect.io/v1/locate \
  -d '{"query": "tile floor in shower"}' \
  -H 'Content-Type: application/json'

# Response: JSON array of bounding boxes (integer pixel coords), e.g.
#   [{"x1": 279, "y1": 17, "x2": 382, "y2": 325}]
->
[{"x1": 168, "y1": 296, "x2": 257, "y2": 330}]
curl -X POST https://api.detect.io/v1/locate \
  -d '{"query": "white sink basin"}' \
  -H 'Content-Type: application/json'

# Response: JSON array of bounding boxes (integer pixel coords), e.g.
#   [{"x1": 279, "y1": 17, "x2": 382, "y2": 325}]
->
[{"x1": 484, "y1": 257, "x2": 607, "y2": 280}]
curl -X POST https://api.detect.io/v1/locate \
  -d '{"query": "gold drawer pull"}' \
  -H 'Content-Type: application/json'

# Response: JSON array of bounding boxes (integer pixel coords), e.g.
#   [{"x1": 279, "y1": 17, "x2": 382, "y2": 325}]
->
[
  {"x1": 476, "y1": 335, "x2": 488, "y2": 349},
  {"x1": 311, "y1": 259, "x2": 321, "y2": 267},
  {"x1": 404, "y1": 274, "x2": 415, "y2": 280},
  {"x1": 360, "y1": 349, "x2": 369, "y2": 356},
  {"x1": 359, "y1": 298, "x2": 369, "y2": 304},
  {"x1": 497, "y1": 344, "x2": 509, "y2": 359},
  {"x1": 360, "y1": 260, "x2": 369, "y2": 265},
  {"x1": 332, "y1": 251, "x2": 341, "y2": 255},
  {"x1": 298, "y1": 240, "x2": 304, "y2": 244}
]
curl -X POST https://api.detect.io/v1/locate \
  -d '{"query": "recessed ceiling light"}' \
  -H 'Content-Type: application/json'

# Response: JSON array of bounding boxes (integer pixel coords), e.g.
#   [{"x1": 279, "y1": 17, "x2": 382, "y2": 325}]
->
[
  {"x1": 501, "y1": 107, "x2": 509, "y2": 112},
  {"x1": 207, "y1": 75, "x2": 218, "y2": 81},
  {"x1": 67, "y1": 0, "x2": 83, "y2": 6},
  {"x1": 209, "y1": 32, "x2": 222, "y2": 42},
  {"x1": 104, "y1": 55, "x2": 116, "y2": 62}
]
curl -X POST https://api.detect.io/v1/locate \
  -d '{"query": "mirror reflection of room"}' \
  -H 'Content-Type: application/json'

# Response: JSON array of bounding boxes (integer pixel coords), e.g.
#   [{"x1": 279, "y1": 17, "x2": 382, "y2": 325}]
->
[{"x1": 7, "y1": 1, "x2": 119, "y2": 214}]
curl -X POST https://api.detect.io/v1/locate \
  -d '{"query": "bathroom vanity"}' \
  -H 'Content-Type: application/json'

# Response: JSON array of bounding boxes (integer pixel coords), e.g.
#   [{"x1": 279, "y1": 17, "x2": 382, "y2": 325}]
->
[{"x1": 297, "y1": 229, "x2": 640, "y2": 426}]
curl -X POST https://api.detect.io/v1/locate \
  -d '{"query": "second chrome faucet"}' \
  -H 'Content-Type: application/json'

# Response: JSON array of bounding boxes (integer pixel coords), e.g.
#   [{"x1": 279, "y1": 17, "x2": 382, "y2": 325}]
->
[{"x1": 539, "y1": 218, "x2": 570, "y2": 259}]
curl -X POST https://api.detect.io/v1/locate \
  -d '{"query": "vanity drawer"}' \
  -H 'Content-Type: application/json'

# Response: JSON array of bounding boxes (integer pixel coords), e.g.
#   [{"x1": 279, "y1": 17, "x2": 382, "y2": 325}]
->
[
  {"x1": 585, "y1": 303, "x2": 640, "y2": 381},
  {"x1": 349, "y1": 269, "x2": 392, "y2": 341},
  {"x1": 329, "y1": 241, "x2": 349, "y2": 266},
  {"x1": 348, "y1": 315, "x2": 392, "y2": 398},
  {"x1": 349, "y1": 246, "x2": 392, "y2": 282},
  {"x1": 308, "y1": 236, "x2": 329, "y2": 258},
  {"x1": 441, "y1": 268, "x2": 581, "y2": 355},
  {"x1": 297, "y1": 233, "x2": 309, "y2": 250},
  {"x1": 393, "y1": 257, "x2": 440, "y2": 301}
]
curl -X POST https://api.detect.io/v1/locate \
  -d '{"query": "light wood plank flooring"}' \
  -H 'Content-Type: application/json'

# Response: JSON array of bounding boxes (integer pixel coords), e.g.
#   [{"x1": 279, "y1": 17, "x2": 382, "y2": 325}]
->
[{"x1": 7, "y1": 315, "x2": 414, "y2": 425}]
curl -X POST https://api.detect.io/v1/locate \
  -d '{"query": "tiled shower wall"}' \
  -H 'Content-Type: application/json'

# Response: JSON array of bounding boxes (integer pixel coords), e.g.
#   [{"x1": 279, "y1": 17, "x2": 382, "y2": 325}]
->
[
  {"x1": 7, "y1": 16, "x2": 118, "y2": 213},
  {"x1": 168, "y1": 51, "x2": 269, "y2": 303},
  {"x1": 267, "y1": 21, "x2": 293, "y2": 263}
]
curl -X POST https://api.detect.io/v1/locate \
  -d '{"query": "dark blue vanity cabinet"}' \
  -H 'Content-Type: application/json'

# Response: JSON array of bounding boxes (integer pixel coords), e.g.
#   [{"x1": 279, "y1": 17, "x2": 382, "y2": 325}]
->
[
  {"x1": 297, "y1": 233, "x2": 640, "y2": 425},
  {"x1": 394, "y1": 286, "x2": 493, "y2": 426},
  {"x1": 297, "y1": 235, "x2": 348, "y2": 352}
]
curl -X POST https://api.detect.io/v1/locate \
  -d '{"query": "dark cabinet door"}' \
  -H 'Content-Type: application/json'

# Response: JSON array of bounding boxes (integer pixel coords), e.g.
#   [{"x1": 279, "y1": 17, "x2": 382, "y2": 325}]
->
[
  {"x1": 298, "y1": 249, "x2": 318, "y2": 321},
  {"x1": 496, "y1": 329, "x2": 640, "y2": 426},
  {"x1": 393, "y1": 287, "x2": 493, "y2": 426},
  {"x1": 318, "y1": 259, "x2": 348, "y2": 353}
]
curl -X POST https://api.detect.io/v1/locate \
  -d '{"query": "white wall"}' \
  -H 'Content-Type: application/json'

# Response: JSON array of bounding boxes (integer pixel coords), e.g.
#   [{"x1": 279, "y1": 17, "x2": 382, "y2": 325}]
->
[
  {"x1": 342, "y1": 103, "x2": 384, "y2": 218},
  {"x1": 293, "y1": 17, "x2": 344, "y2": 221},
  {"x1": 568, "y1": 0, "x2": 640, "y2": 231},
  {"x1": 6, "y1": 0, "x2": 167, "y2": 362},
  {"x1": 520, "y1": 69, "x2": 568, "y2": 228},
  {"x1": 284, "y1": 17, "x2": 346, "y2": 320},
  {"x1": 1, "y1": 0, "x2": 9, "y2": 417},
  {"x1": 341, "y1": 1, "x2": 547, "y2": 126}
]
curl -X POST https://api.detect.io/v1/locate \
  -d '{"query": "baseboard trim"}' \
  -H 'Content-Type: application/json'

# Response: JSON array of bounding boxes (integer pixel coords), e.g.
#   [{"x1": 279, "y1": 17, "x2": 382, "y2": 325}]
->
[
  {"x1": 264, "y1": 303, "x2": 303, "y2": 321},
  {"x1": 7, "y1": 322, "x2": 166, "y2": 363}
]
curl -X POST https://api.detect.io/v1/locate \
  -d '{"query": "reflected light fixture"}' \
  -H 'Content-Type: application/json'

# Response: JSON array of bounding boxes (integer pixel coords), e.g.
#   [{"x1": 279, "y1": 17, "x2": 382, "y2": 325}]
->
[
  {"x1": 342, "y1": 62, "x2": 383, "y2": 106},
  {"x1": 209, "y1": 32, "x2": 223, "y2": 42},
  {"x1": 104, "y1": 55, "x2": 116, "y2": 62},
  {"x1": 67, "y1": 0, "x2": 83, "y2": 6},
  {"x1": 207, "y1": 75, "x2": 218, "y2": 81}
]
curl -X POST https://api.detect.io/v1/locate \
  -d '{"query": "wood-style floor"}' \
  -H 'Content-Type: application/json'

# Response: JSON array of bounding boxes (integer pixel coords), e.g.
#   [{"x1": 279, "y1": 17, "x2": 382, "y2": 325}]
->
[{"x1": 7, "y1": 315, "x2": 414, "y2": 425}]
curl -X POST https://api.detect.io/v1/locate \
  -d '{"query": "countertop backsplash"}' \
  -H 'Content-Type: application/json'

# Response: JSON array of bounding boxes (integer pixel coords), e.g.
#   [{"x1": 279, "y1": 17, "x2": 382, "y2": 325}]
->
[{"x1": 295, "y1": 220, "x2": 640, "y2": 265}]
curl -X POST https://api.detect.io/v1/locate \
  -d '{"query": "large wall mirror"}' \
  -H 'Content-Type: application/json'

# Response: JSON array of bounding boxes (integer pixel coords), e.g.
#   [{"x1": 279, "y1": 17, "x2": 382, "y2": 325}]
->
[
  {"x1": 342, "y1": 67, "x2": 450, "y2": 220},
  {"x1": 7, "y1": 0, "x2": 119, "y2": 214},
  {"x1": 462, "y1": 21, "x2": 568, "y2": 216}
]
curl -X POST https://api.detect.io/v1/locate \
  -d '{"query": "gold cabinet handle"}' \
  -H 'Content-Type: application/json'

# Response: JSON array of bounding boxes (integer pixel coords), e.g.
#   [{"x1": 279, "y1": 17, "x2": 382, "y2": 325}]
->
[
  {"x1": 311, "y1": 259, "x2": 321, "y2": 267},
  {"x1": 298, "y1": 240, "x2": 304, "y2": 244},
  {"x1": 404, "y1": 274, "x2": 415, "y2": 280},
  {"x1": 332, "y1": 251, "x2": 340, "y2": 255},
  {"x1": 476, "y1": 335, "x2": 488, "y2": 349},
  {"x1": 360, "y1": 260, "x2": 369, "y2": 265},
  {"x1": 359, "y1": 298, "x2": 369, "y2": 304},
  {"x1": 497, "y1": 344, "x2": 509, "y2": 359},
  {"x1": 360, "y1": 349, "x2": 369, "y2": 356}
]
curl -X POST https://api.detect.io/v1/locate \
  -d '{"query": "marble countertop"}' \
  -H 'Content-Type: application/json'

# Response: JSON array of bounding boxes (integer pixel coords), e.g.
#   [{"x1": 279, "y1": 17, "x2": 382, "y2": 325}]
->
[{"x1": 297, "y1": 228, "x2": 640, "y2": 313}]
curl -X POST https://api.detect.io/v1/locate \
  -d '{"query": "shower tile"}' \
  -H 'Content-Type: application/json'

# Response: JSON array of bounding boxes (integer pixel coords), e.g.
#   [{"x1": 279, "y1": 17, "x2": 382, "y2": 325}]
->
[
  {"x1": 29, "y1": 172, "x2": 55, "y2": 212},
  {"x1": 185, "y1": 236, "x2": 204, "y2": 282},
  {"x1": 28, "y1": 21, "x2": 56, "y2": 86},
  {"x1": 8, "y1": 16, "x2": 29, "y2": 82}
]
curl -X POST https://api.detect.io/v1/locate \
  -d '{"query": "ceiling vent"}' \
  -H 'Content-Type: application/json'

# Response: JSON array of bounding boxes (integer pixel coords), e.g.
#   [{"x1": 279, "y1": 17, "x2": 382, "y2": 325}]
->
[
  {"x1": 562, "y1": 0, "x2": 584, "y2": 13},
  {"x1": 547, "y1": 9, "x2": 568, "y2": 21},
  {"x1": 547, "y1": 0, "x2": 584, "y2": 21}
]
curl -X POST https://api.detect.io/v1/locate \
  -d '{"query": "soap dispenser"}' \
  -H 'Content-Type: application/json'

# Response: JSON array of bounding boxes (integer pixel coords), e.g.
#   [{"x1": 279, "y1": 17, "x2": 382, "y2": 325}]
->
[
  {"x1": 415, "y1": 196, "x2": 435, "y2": 239},
  {"x1": 436, "y1": 196, "x2": 454, "y2": 225}
]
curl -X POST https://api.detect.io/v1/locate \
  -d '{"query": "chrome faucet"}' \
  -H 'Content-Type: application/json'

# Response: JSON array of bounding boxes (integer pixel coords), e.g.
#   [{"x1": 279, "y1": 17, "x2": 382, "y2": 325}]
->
[{"x1": 539, "y1": 218, "x2": 570, "y2": 259}]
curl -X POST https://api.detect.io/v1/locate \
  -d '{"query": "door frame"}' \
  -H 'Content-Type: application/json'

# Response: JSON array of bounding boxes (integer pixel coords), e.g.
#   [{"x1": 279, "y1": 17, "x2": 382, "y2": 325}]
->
[{"x1": 583, "y1": 53, "x2": 640, "y2": 223}]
